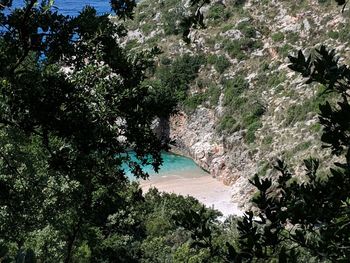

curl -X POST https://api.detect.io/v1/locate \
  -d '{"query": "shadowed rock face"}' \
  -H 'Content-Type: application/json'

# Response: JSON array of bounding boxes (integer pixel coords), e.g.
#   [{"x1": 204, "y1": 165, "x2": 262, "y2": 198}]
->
[{"x1": 152, "y1": 117, "x2": 170, "y2": 147}]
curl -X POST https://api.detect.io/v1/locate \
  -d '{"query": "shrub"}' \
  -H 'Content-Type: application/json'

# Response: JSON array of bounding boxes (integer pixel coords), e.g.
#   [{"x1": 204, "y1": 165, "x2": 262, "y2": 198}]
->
[
  {"x1": 183, "y1": 92, "x2": 208, "y2": 112},
  {"x1": 223, "y1": 39, "x2": 246, "y2": 60},
  {"x1": 262, "y1": 135, "x2": 273, "y2": 146},
  {"x1": 242, "y1": 102, "x2": 265, "y2": 127},
  {"x1": 223, "y1": 75, "x2": 248, "y2": 105},
  {"x1": 328, "y1": 30, "x2": 339, "y2": 39},
  {"x1": 286, "y1": 32, "x2": 299, "y2": 44},
  {"x1": 245, "y1": 120, "x2": 262, "y2": 143},
  {"x1": 237, "y1": 21, "x2": 256, "y2": 38},
  {"x1": 156, "y1": 54, "x2": 206, "y2": 103},
  {"x1": 259, "y1": 61, "x2": 270, "y2": 72},
  {"x1": 338, "y1": 23, "x2": 350, "y2": 42},
  {"x1": 285, "y1": 102, "x2": 315, "y2": 126},
  {"x1": 267, "y1": 71, "x2": 287, "y2": 88},
  {"x1": 218, "y1": 115, "x2": 239, "y2": 133},
  {"x1": 207, "y1": 54, "x2": 231, "y2": 73},
  {"x1": 208, "y1": 85, "x2": 221, "y2": 107},
  {"x1": 221, "y1": 23, "x2": 234, "y2": 33},
  {"x1": 141, "y1": 23, "x2": 154, "y2": 35},
  {"x1": 207, "y1": 3, "x2": 230, "y2": 25},
  {"x1": 162, "y1": 7, "x2": 185, "y2": 36},
  {"x1": 223, "y1": 38, "x2": 262, "y2": 60},
  {"x1": 278, "y1": 43, "x2": 292, "y2": 58},
  {"x1": 271, "y1": 32, "x2": 285, "y2": 42},
  {"x1": 162, "y1": 10, "x2": 179, "y2": 35},
  {"x1": 240, "y1": 38, "x2": 263, "y2": 51},
  {"x1": 231, "y1": 0, "x2": 246, "y2": 6},
  {"x1": 160, "y1": 56, "x2": 172, "y2": 65},
  {"x1": 207, "y1": 54, "x2": 217, "y2": 65}
]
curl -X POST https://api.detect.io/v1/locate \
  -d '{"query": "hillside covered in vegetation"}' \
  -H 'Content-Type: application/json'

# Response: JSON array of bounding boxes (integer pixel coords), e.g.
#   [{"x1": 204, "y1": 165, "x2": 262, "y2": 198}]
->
[{"x1": 122, "y1": 0, "x2": 350, "y2": 205}]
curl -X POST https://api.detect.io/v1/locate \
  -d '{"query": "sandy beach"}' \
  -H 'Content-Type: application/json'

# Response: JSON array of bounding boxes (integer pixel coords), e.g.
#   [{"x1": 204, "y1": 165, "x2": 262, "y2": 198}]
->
[{"x1": 140, "y1": 172, "x2": 243, "y2": 218}]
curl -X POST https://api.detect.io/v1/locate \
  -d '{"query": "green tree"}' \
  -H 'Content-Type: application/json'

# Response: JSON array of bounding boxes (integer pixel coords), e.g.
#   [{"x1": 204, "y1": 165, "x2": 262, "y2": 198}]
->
[{"x1": 0, "y1": 0, "x2": 174, "y2": 261}]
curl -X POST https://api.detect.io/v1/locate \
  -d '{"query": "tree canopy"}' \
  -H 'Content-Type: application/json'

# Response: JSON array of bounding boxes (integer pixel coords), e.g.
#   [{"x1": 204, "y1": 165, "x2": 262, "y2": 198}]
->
[{"x1": 0, "y1": 0, "x2": 178, "y2": 261}]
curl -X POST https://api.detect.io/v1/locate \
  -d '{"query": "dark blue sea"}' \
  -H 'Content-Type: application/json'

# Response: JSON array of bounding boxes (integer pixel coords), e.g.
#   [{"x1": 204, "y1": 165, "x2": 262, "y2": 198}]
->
[{"x1": 8, "y1": 1, "x2": 113, "y2": 16}]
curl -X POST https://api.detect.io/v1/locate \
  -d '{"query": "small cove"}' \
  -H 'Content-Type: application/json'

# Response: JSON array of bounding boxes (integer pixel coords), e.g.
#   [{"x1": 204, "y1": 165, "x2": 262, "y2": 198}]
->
[{"x1": 122, "y1": 152, "x2": 243, "y2": 217}]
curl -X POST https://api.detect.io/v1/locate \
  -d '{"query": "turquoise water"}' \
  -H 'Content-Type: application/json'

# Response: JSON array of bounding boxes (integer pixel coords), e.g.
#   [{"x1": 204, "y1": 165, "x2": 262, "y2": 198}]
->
[{"x1": 121, "y1": 152, "x2": 207, "y2": 179}]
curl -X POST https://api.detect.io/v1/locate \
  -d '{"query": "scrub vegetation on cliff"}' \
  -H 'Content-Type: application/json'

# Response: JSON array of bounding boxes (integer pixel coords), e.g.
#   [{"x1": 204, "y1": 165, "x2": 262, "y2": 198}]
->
[{"x1": 123, "y1": 0, "x2": 349, "y2": 199}]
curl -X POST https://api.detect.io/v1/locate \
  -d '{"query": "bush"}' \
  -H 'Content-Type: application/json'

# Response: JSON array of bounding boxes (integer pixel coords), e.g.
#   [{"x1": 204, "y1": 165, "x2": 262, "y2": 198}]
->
[
  {"x1": 231, "y1": 0, "x2": 246, "y2": 6},
  {"x1": 271, "y1": 32, "x2": 285, "y2": 42},
  {"x1": 262, "y1": 135, "x2": 273, "y2": 146},
  {"x1": 267, "y1": 71, "x2": 287, "y2": 88},
  {"x1": 286, "y1": 32, "x2": 299, "y2": 44},
  {"x1": 223, "y1": 39, "x2": 246, "y2": 60},
  {"x1": 328, "y1": 30, "x2": 339, "y2": 39},
  {"x1": 242, "y1": 103, "x2": 265, "y2": 127},
  {"x1": 162, "y1": 7, "x2": 185, "y2": 36},
  {"x1": 125, "y1": 39, "x2": 139, "y2": 50},
  {"x1": 218, "y1": 75, "x2": 265, "y2": 135},
  {"x1": 221, "y1": 23, "x2": 234, "y2": 32},
  {"x1": 141, "y1": 23, "x2": 154, "y2": 35},
  {"x1": 285, "y1": 87, "x2": 330, "y2": 126},
  {"x1": 338, "y1": 23, "x2": 350, "y2": 42},
  {"x1": 223, "y1": 75, "x2": 248, "y2": 105},
  {"x1": 223, "y1": 37, "x2": 262, "y2": 60},
  {"x1": 278, "y1": 43, "x2": 292, "y2": 58},
  {"x1": 160, "y1": 56, "x2": 172, "y2": 65},
  {"x1": 207, "y1": 54, "x2": 231, "y2": 73},
  {"x1": 237, "y1": 21, "x2": 256, "y2": 38},
  {"x1": 218, "y1": 115, "x2": 239, "y2": 133},
  {"x1": 207, "y1": 3, "x2": 230, "y2": 25},
  {"x1": 245, "y1": 120, "x2": 262, "y2": 143},
  {"x1": 183, "y1": 92, "x2": 208, "y2": 112},
  {"x1": 156, "y1": 54, "x2": 206, "y2": 103},
  {"x1": 240, "y1": 38, "x2": 263, "y2": 51},
  {"x1": 208, "y1": 85, "x2": 221, "y2": 107},
  {"x1": 163, "y1": 10, "x2": 179, "y2": 35}
]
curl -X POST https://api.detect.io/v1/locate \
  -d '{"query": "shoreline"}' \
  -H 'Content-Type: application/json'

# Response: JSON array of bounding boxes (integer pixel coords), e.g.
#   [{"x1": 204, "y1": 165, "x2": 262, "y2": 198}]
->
[
  {"x1": 169, "y1": 146, "x2": 211, "y2": 173},
  {"x1": 140, "y1": 172, "x2": 243, "y2": 218}
]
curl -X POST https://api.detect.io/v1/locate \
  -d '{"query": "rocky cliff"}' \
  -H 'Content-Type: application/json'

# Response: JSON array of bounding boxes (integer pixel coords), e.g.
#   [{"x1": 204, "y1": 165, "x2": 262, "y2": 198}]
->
[{"x1": 123, "y1": 0, "x2": 349, "y2": 208}]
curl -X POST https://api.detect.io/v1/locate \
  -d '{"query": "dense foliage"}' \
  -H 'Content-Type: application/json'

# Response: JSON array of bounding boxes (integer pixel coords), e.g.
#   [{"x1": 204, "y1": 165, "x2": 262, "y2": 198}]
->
[{"x1": 0, "y1": 0, "x2": 188, "y2": 261}]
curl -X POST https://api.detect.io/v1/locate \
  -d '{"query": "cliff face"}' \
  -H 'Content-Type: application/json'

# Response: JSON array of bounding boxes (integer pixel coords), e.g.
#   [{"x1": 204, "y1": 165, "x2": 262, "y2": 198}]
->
[
  {"x1": 168, "y1": 109, "x2": 256, "y2": 206},
  {"x1": 124, "y1": 0, "x2": 349, "y2": 208}
]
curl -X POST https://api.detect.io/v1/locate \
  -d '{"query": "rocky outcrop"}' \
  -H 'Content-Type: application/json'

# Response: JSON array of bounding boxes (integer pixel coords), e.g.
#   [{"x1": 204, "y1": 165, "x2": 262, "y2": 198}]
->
[{"x1": 168, "y1": 108, "x2": 257, "y2": 208}]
